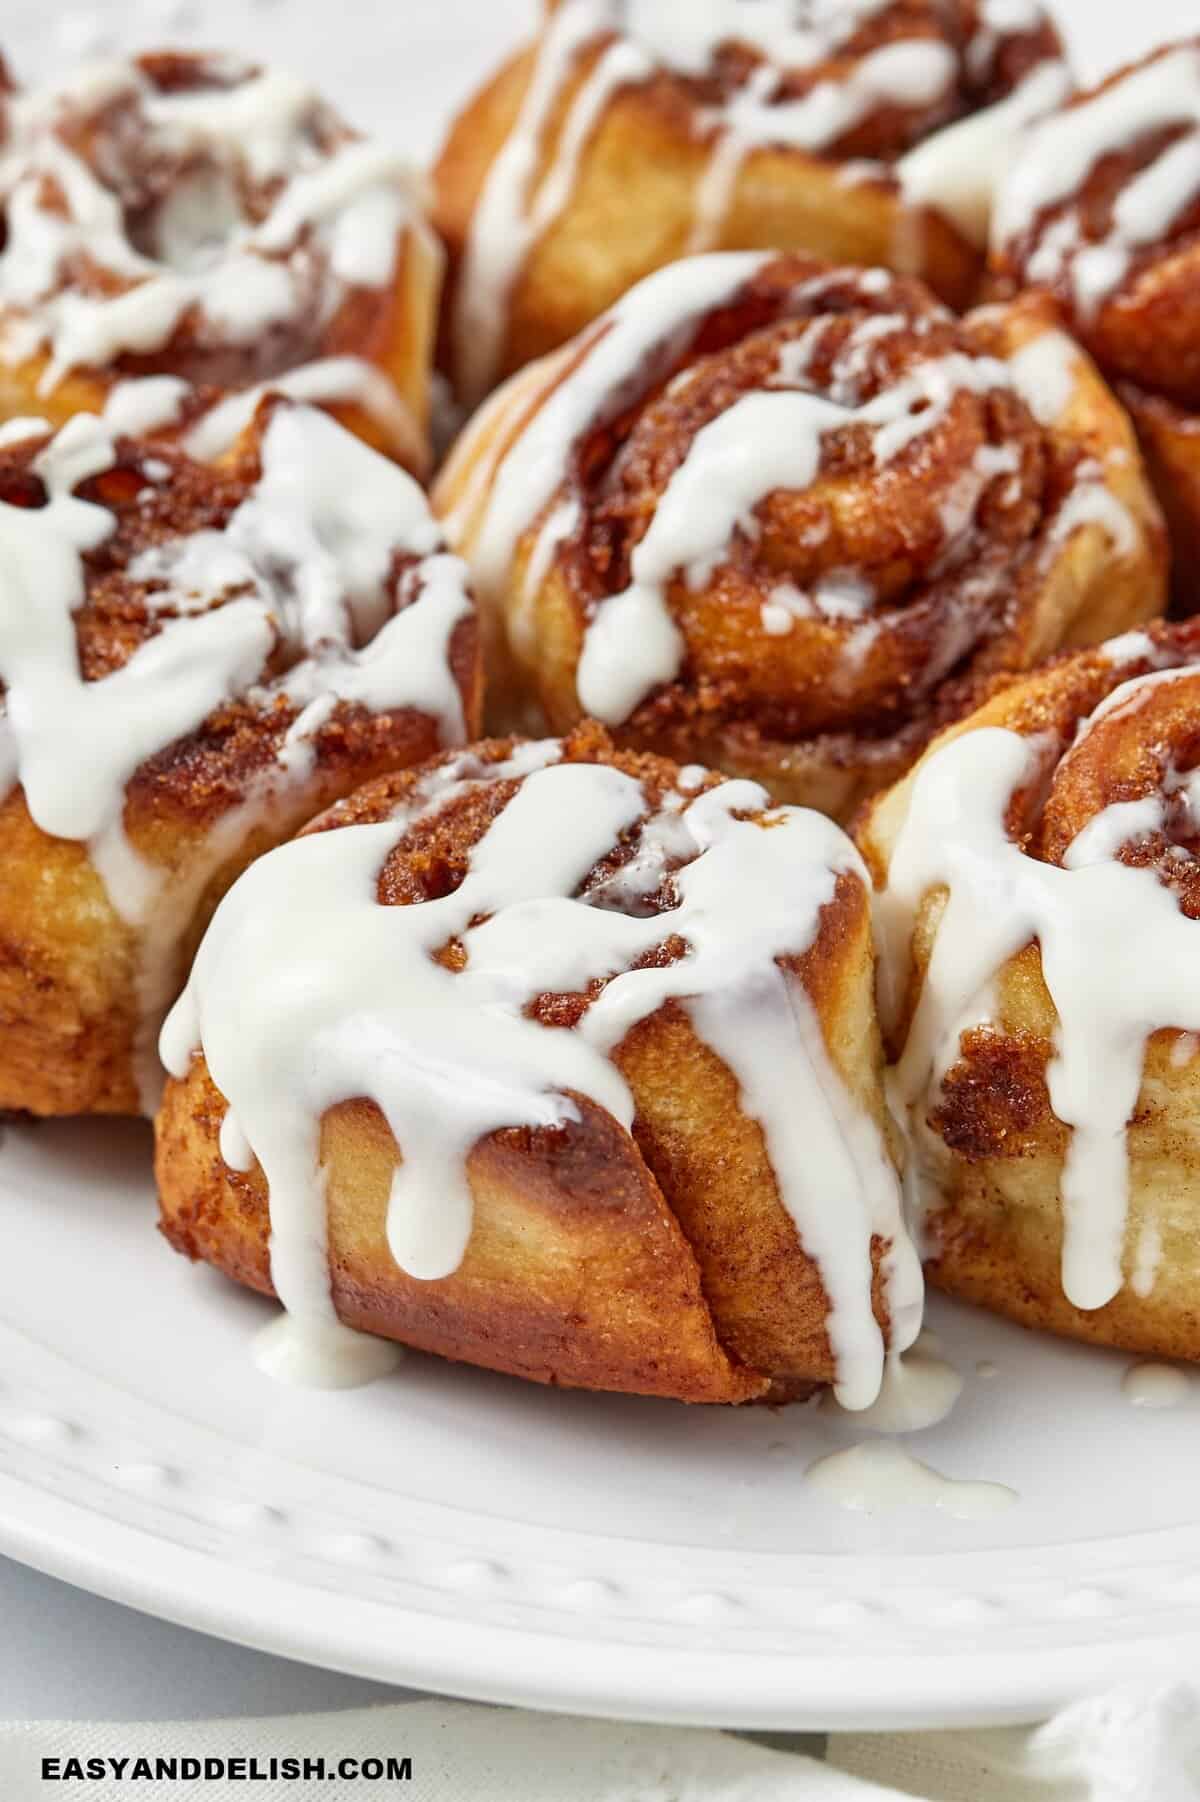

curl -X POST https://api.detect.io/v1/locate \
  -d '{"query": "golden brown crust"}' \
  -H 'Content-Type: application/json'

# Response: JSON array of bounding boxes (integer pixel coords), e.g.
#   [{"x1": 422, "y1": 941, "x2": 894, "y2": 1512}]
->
[
  {"x1": 155, "y1": 723, "x2": 902, "y2": 1403},
  {"x1": 159, "y1": 1072, "x2": 772, "y2": 1404},
  {"x1": 859, "y1": 617, "x2": 1200, "y2": 1362},
  {"x1": 436, "y1": 262, "x2": 1166, "y2": 821},
  {"x1": 434, "y1": 3, "x2": 1066, "y2": 390}
]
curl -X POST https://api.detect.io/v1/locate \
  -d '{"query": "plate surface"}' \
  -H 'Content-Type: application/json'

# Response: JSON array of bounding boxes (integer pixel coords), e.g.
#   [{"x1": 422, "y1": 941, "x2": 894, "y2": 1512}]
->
[
  {"x1": 0, "y1": 0, "x2": 1197, "y2": 1735},
  {"x1": 2, "y1": 1118, "x2": 1200, "y2": 1730}
]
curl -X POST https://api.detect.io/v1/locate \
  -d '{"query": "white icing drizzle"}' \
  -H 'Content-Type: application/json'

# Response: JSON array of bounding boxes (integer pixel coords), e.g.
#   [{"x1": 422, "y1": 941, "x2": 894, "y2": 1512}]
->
[
  {"x1": 101, "y1": 376, "x2": 193, "y2": 438},
  {"x1": 897, "y1": 62, "x2": 1070, "y2": 250},
  {"x1": 454, "y1": 252, "x2": 781, "y2": 597},
  {"x1": 996, "y1": 46, "x2": 1200, "y2": 315},
  {"x1": 1103, "y1": 629, "x2": 1159, "y2": 670},
  {"x1": 1006, "y1": 330, "x2": 1079, "y2": 428},
  {"x1": 621, "y1": 0, "x2": 899, "y2": 75},
  {"x1": 253, "y1": 1312, "x2": 403, "y2": 1391},
  {"x1": 0, "y1": 404, "x2": 473, "y2": 1108},
  {"x1": 880, "y1": 698, "x2": 1200, "y2": 1314},
  {"x1": 1131, "y1": 1220, "x2": 1164, "y2": 1300},
  {"x1": 0, "y1": 417, "x2": 52, "y2": 447},
  {"x1": 180, "y1": 357, "x2": 426, "y2": 467},
  {"x1": 1122, "y1": 1362, "x2": 1190, "y2": 1410},
  {"x1": 451, "y1": 0, "x2": 1063, "y2": 400},
  {"x1": 576, "y1": 346, "x2": 1013, "y2": 724},
  {"x1": 1046, "y1": 476, "x2": 1137, "y2": 562},
  {"x1": 446, "y1": 250, "x2": 1124, "y2": 733},
  {"x1": 686, "y1": 38, "x2": 958, "y2": 255},
  {"x1": 97, "y1": 358, "x2": 425, "y2": 473},
  {"x1": 806, "y1": 1441, "x2": 1017, "y2": 1518},
  {"x1": 162, "y1": 757, "x2": 922, "y2": 1403},
  {"x1": 0, "y1": 53, "x2": 431, "y2": 413},
  {"x1": 453, "y1": 1, "x2": 653, "y2": 407}
]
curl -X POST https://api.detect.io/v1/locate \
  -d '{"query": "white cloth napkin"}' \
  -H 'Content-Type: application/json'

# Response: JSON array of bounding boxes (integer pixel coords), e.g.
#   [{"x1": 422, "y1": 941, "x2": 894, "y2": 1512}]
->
[{"x1": 2, "y1": 1686, "x2": 1198, "y2": 1802}]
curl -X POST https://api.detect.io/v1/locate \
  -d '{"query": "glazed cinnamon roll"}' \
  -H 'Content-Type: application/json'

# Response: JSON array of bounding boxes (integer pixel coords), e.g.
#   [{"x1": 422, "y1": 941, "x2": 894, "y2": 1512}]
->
[
  {"x1": 990, "y1": 40, "x2": 1200, "y2": 610},
  {"x1": 0, "y1": 401, "x2": 480, "y2": 1119},
  {"x1": 0, "y1": 51, "x2": 442, "y2": 472},
  {"x1": 861, "y1": 619, "x2": 1200, "y2": 1362},
  {"x1": 435, "y1": 253, "x2": 1167, "y2": 821},
  {"x1": 157, "y1": 722, "x2": 921, "y2": 1405},
  {"x1": 434, "y1": 0, "x2": 1071, "y2": 405}
]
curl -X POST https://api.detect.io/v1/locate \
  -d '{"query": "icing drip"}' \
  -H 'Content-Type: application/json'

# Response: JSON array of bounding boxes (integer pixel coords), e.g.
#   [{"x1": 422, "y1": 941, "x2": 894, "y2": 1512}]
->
[
  {"x1": 823, "y1": 1329, "x2": 963, "y2": 1433},
  {"x1": 453, "y1": 2, "x2": 653, "y2": 407},
  {"x1": 996, "y1": 46, "x2": 1200, "y2": 315},
  {"x1": 1122, "y1": 1363, "x2": 1190, "y2": 1409},
  {"x1": 253, "y1": 1312, "x2": 403, "y2": 1391},
  {"x1": 162, "y1": 758, "x2": 922, "y2": 1406},
  {"x1": 880, "y1": 703, "x2": 1200, "y2": 1314},
  {"x1": 97, "y1": 358, "x2": 426, "y2": 476},
  {"x1": 1103, "y1": 629, "x2": 1160, "y2": 670},
  {"x1": 0, "y1": 53, "x2": 431, "y2": 402},
  {"x1": 0, "y1": 404, "x2": 473, "y2": 1108},
  {"x1": 451, "y1": 0, "x2": 1065, "y2": 399},
  {"x1": 806, "y1": 1441, "x2": 1017, "y2": 1518},
  {"x1": 1129, "y1": 1221, "x2": 1162, "y2": 1300},
  {"x1": 1006, "y1": 330, "x2": 1079, "y2": 428}
]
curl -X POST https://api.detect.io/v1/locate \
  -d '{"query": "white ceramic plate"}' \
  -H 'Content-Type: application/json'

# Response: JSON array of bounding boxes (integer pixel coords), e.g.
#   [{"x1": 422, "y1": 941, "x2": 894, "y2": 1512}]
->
[
  {"x1": 2, "y1": 1116, "x2": 1200, "y2": 1730},
  {"x1": 1, "y1": 0, "x2": 1198, "y2": 1736}
]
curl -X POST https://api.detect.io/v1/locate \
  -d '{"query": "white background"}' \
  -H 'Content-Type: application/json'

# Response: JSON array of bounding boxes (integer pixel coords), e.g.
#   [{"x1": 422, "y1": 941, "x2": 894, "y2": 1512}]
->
[{"x1": 0, "y1": 0, "x2": 1192, "y2": 1724}]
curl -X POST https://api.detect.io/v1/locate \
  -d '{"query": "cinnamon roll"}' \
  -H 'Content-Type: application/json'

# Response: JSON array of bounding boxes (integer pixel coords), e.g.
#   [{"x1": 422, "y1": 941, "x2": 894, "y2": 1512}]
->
[
  {"x1": 435, "y1": 253, "x2": 1167, "y2": 821},
  {"x1": 990, "y1": 40, "x2": 1200, "y2": 610},
  {"x1": 0, "y1": 401, "x2": 480, "y2": 1119},
  {"x1": 0, "y1": 51, "x2": 442, "y2": 472},
  {"x1": 860, "y1": 619, "x2": 1200, "y2": 1362},
  {"x1": 156, "y1": 723, "x2": 922, "y2": 1407},
  {"x1": 434, "y1": 0, "x2": 1071, "y2": 405}
]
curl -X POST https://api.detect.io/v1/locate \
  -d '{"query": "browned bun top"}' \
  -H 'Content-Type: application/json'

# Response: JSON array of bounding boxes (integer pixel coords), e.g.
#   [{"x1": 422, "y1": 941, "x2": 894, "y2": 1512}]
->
[
  {"x1": 303, "y1": 720, "x2": 731, "y2": 910},
  {"x1": 961, "y1": 619, "x2": 1200, "y2": 913},
  {"x1": 992, "y1": 39, "x2": 1200, "y2": 409},
  {"x1": 569, "y1": 0, "x2": 1064, "y2": 163},
  {"x1": 542, "y1": 258, "x2": 1131, "y2": 751},
  {"x1": 0, "y1": 400, "x2": 479, "y2": 842},
  {"x1": 595, "y1": 270, "x2": 1048, "y2": 738}
]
